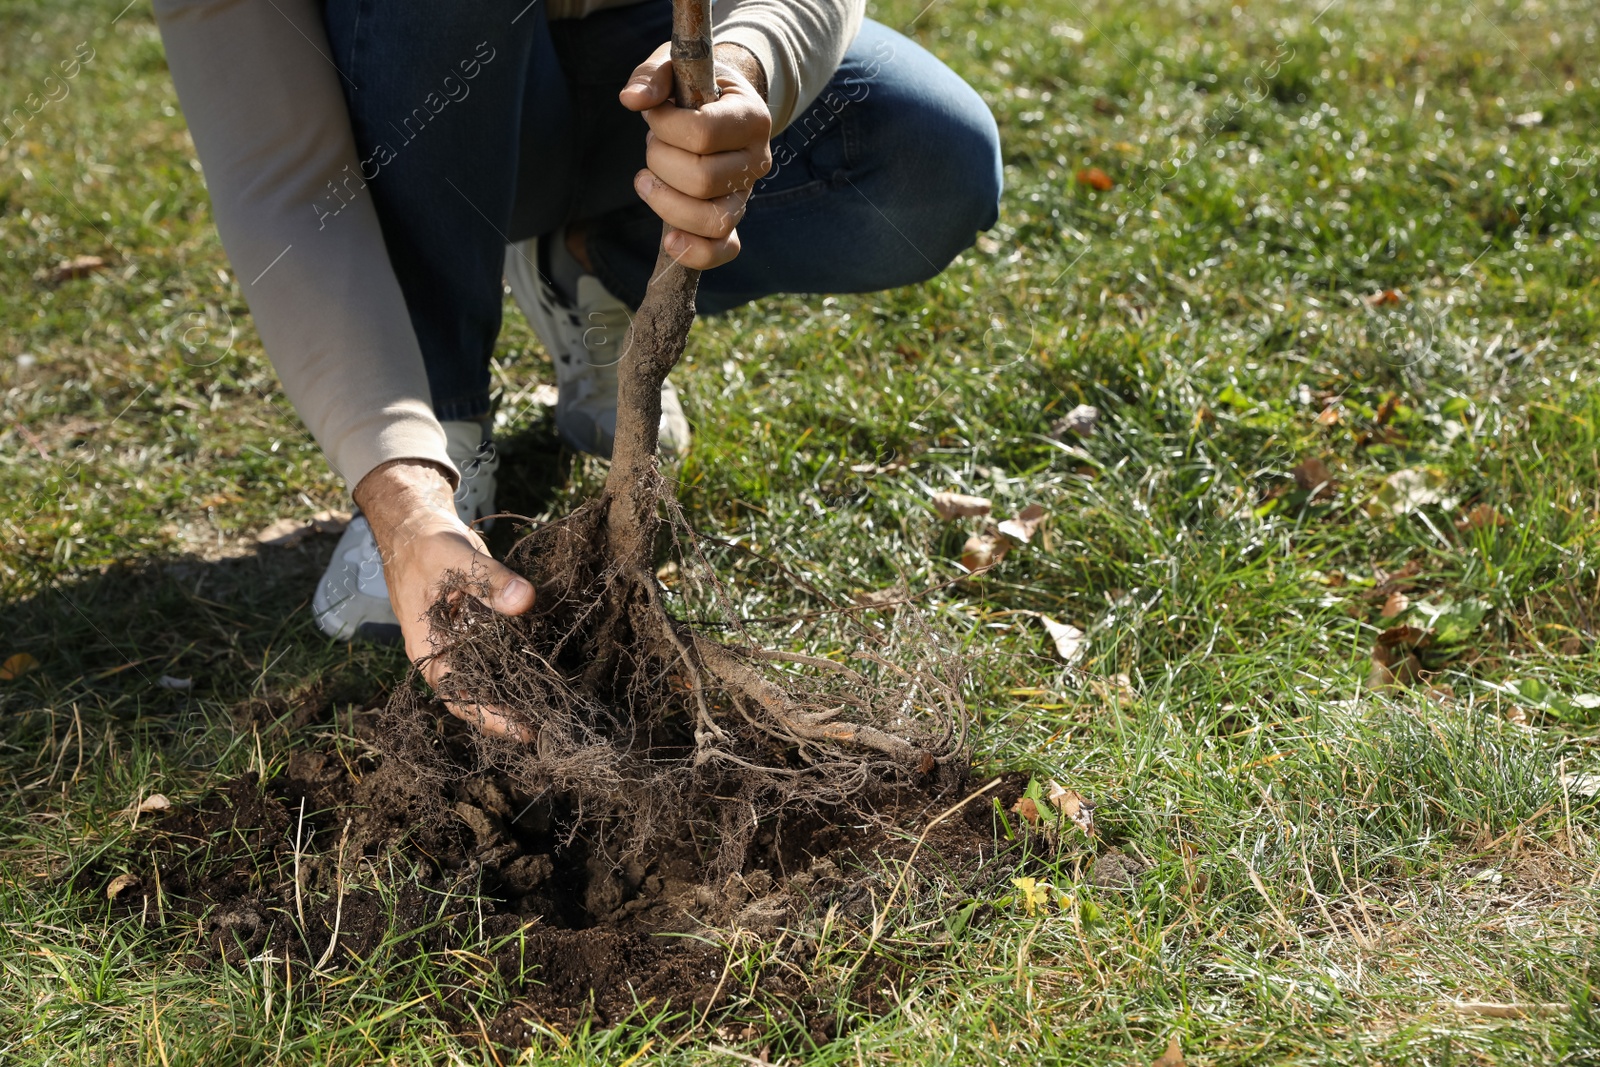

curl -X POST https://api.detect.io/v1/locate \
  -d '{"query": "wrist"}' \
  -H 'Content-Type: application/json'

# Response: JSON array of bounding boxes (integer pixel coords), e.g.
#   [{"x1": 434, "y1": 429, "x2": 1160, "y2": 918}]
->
[
  {"x1": 716, "y1": 41, "x2": 767, "y2": 102},
  {"x1": 353, "y1": 459, "x2": 458, "y2": 545}
]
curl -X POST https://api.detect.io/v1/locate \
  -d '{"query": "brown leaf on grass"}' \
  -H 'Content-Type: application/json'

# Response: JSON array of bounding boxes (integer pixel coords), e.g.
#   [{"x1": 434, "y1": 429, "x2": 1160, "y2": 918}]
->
[
  {"x1": 1377, "y1": 624, "x2": 1429, "y2": 649},
  {"x1": 1455, "y1": 504, "x2": 1507, "y2": 532},
  {"x1": 961, "y1": 530, "x2": 1011, "y2": 572},
  {"x1": 1380, "y1": 591, "x2": 1410, "y2": 618},
  {"x1": 1152, "y1": 1035, "x2": 1186, "y2": 1067},
  {"x1": 1316, "y1": 404, "x2": 1342, "y2": 427},
  {"x1": 39, "y1": 255, "x2": 107, "y2": 286},
  {"x1": 1050, "y1": 403, "x2": 1100, "y2": 438},
  {"x1": 1075, "y1": 166, "x2": 1115, "y2": 191},
  {"x1": 997, "y1": 504, "x2": 1046, "y2": 543},
  {"x1": 0, "y1": 652, "x2": 40, "y2": 681},
  {"x1": 931, "y1": 491, "x2": 992, "y2": 520},
  {"x1": 1292, "y1": 457, "x2": 1336, "y2": 499},
  {"x1": 1047, "y1": 782, "x2": 1096, "y2": 835},
  {"x1": 1038, "y1": 616, "x2": 1086, "y2": 665},
  {"x1": 1011, "y1": 796, "x2": 1042, "y2": 827},
  {"x1": 852, "y1": 587, "x2": 904, "y2": 609},
  {"x1": 1369, "y1": 643, "x2": 1422, "y2": 689},
  {"x1": 106, "y1": 873, "x2": 140, "y2": 900},
  {"x1": 130, "y1": 794, "x2": 171, "y2": 815},
  {"x1": 1365, "y1": 289, "x2": 1404, "y2": 307},
  {"x1": 1375, "y1": 394, "x2": 1401, "y2": 424}
]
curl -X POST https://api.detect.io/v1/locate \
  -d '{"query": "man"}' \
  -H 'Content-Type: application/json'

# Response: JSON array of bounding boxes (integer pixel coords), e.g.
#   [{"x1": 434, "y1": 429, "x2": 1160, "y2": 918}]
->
[{"x1": 153, "y1": 0, "x2": 1000, "y2": 718}]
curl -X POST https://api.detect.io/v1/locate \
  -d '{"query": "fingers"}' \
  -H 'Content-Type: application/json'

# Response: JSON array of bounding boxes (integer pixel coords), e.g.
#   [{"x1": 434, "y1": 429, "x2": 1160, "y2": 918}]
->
[
  {"x1": 446, "y1": 698, "x2": 534, "y2": 742},
  {"x1": 633, "y1": 168, "x2": 744, "y2": 237},
  {"x1": 619, "y1": 42, "x2": 673, "y2": 112},
  {"x1": 639, "y1": 83, "x2": 769, "y2": 155},
  {"x1": 644, "y1": 130, "x2": 770, "y2": 199},
  {"x1": 480, "y1": 555, "x2": 536, "y2": 615},
  {"x1": 661, "y1": 226, "x2": 741, "y2": 270}
]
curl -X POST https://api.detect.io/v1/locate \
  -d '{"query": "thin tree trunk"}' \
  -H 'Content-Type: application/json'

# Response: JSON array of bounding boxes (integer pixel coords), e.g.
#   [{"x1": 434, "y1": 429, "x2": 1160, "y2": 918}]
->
[{"x1": 604, "y1": 0, "x2": 719, "y2": 576}]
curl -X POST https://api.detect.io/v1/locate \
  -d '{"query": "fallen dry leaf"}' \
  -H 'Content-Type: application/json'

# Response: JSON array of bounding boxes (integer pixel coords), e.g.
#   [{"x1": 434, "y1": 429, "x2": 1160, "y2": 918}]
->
[
  {"x1": 1369, "y1": 643, "x2": 1422, "y2": 689},
  {"x1": 1377, "y1": 624, "x2": 1430, "y2": 649},
  {"x1": 1152, "y1": 1034, "x2": 1186, "y2": 1067},
  {"x1": 997, "y1": 504, "x2": 1046, "y2": 544},
  {"x1": 133, "y1": 794, "x2": 171, "y2": 814},
  {"x1": 1563, "y1": 772, "x2": 1600, "y2": 799},
  {"x1": 1375, "y1": 394, "x2": 1402, "y2": 425},
  {"x1": 1370, "y1": 467, "x2": 1456, "y2": 516},
  {"x1": 852, "y1": 587, "x2": 904, "y2": 609},
  {"x1": 40, "y1": 255, "x2": 107, "y2": 286},
  {"x1": 1050, "y1": 403, "x2": 1100, "y2": 438},
  {"x1": 1047, "y1": 783, "x2": 1095, "y2": 836},
  {"x1": 1365, "y1": 289, "x2": 1404, "y2": 307},
  {"x1": 0, "y1": 652, "x2": 40, "y2": 681},
  {"x1": 1292, "y1": 457, "x2": 1336, "y2": 499},
  {"x1": 1075, "y1": 166, "x2": 1115, "y2": 191},
  {"x1": 931, "y1": 491, "x2": 992, "y2": 520},
  {"x1": 1455, "y1": 503, "x2": 1507, "y2": 532},
  {"x1": 1011, "y1": 796, "x2": 1042, "y2": 827},
  {"x1": 961, "y1": 530, "x2": 1010, "y2": 572},
  {"x1": 1316, "y1": 404, "x2": 1342, "y2": 427},
  {"x1": 106, "y1": 873, "x2": 140, "y2": 900},
  {"x1": 1038, "y1": 616, "x2": 1086, "y2": 666},
  {"x1": 1380, "y1": 591, "x2": 1410, "y2": 618}
]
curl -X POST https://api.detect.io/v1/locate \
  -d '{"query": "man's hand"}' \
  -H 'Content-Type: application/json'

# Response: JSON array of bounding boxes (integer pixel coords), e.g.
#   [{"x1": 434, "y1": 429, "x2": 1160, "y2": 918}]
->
[
  {"x1": 620, "y1": 41, "x2": 772, "y2": 269},
  {"x1": 353, "y1": 459, "x2": 535, "y2": 741}
]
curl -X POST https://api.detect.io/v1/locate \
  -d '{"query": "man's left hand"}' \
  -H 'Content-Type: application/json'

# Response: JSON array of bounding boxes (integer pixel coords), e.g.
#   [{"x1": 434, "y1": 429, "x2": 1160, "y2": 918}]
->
[{"x1": 620, "y1": 41, "x2": 771, "y2": 269}]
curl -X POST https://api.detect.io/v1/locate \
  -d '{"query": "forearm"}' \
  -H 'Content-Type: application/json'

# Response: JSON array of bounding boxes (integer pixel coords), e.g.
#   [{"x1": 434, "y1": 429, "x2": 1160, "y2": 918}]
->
[{"x1": 154, "y1": 0, "x2": 453, "y2": 490}]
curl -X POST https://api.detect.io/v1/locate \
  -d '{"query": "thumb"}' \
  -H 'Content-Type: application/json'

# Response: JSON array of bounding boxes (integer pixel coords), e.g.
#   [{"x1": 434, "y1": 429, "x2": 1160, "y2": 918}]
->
[
  {"x1": 482, "y1": 559, "x2": 536, "y2": 615},
  {"x1": 620, "y1": 43, "x2": 673, "y2": 111}
]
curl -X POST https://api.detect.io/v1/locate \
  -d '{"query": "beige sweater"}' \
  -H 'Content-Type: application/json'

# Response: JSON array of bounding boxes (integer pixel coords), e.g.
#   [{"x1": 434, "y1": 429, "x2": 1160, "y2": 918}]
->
[{"x1": 153, "y1": 0, "x2": 862, "y2": 489}]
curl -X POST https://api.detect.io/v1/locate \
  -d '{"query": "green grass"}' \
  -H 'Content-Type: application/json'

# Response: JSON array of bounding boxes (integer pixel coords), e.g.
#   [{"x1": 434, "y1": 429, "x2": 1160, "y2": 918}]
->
[{"x1": 3, "y1": 0, "x2": 1599, "y2": 1062}]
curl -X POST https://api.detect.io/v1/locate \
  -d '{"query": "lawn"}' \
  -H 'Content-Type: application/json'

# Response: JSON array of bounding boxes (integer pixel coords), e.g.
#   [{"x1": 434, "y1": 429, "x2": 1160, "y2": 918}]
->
[{"x1": 2, "y1": 0, "x2": 1598, "y2": 1062}]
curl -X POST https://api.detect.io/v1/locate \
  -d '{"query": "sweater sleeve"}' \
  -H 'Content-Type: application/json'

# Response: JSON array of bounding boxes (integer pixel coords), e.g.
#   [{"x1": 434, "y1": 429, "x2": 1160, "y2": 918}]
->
[
  {"x1": 153, "y1": 0, "x2": 455, "y2": 490},
  {"x1": 713, "y1": 0, "x2": 864, "y2": 131}
]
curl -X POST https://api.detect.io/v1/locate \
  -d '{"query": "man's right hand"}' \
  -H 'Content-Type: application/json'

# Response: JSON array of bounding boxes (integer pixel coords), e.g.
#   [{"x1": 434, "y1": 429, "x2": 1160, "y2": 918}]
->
[{"x1": 353, "y1": 459, "x2": 535, "y2": 741}]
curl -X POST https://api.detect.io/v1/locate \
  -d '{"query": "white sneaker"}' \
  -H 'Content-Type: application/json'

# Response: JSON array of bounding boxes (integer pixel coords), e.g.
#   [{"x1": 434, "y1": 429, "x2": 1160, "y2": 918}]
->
[
  {"x1": 311, "y1": 420, "x2": 500, "y2": 643},
  {"x1": 504, "y1": 236, "x2": 691, "y2": 458}
]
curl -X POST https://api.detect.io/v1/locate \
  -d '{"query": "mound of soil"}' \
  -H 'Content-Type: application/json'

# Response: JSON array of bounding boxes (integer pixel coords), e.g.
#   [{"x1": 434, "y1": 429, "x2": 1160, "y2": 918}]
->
[{"x1": 106, "y1": 709, "x2": 1028, "y2": 1040}]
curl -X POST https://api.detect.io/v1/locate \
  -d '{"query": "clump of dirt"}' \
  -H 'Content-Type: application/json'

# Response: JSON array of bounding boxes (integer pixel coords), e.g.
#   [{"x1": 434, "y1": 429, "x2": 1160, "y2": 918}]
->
[{"x1": 107, "y1": 711, "x2": 1028, "y2": 1038}]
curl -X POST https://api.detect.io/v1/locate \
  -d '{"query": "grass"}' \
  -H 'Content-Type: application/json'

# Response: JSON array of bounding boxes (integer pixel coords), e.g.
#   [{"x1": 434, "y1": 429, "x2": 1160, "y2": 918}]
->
[{"x1": 3, "y1": 0, "x2": 1599, "y2": 1062}]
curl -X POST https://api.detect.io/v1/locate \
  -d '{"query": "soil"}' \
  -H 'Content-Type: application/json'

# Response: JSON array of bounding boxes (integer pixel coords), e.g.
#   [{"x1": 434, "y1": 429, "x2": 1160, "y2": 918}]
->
[{"x1": 101, "y1": 706, "x2": 1031, "y2": 1043}]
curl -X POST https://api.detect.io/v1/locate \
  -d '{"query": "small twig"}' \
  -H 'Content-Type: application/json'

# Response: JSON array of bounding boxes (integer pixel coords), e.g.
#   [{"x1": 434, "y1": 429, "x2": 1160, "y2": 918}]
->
[
  {"x1": 292, "y1": 797, "x2": 307, "y2": 930},
  {"x1": 313, "y1": 817, "x2": 353, "y2": 972},
  {"x1": 1450, "y1": 1001, "x2": 1567, "y2": 1018}
]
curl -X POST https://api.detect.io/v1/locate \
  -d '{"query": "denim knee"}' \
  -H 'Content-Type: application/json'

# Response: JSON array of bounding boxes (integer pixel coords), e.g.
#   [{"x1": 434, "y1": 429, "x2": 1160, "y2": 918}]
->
[{"x1": 845, "y1": 25, "x2": 1003, "y2": 287}]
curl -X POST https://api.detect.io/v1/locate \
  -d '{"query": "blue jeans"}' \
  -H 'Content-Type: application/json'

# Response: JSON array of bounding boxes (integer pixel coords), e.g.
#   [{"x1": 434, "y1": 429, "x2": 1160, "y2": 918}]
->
[{"x1": 322, "y1": 0, "x2": 1002, "y2": 422}]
